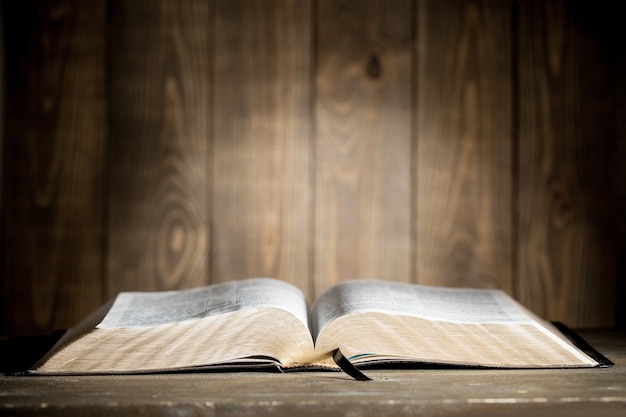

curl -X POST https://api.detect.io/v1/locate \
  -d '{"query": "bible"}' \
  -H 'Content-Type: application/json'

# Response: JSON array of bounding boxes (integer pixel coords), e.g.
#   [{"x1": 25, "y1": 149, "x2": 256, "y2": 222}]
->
[{"x1": 31, "y1": 278, "x2": 611, "y2": 375}]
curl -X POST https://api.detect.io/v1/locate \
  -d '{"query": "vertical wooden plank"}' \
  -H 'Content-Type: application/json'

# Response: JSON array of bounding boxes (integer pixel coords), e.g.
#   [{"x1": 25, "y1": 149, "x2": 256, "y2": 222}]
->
[
  {"x1": 212, "y1": 0, "x2": 312, "y2": 293},
  {"x1": 2, "y1": 0, "x2": 107, "y2": 334},
  {"x1": 0, "y1": 2, "x2": 4, "y2": 213},
  {"x1": 314, "y1": 0, "x2": 413, "y2": 296},
  {"x1": 107, "y1": 0, "x2": 211, "y2": 295},
  {"x1": 517, "y1": 1, "x2": 623, "y2": 327},
  {"x1": 416, "y1": 0, "x2": 513, "y2": 291}
]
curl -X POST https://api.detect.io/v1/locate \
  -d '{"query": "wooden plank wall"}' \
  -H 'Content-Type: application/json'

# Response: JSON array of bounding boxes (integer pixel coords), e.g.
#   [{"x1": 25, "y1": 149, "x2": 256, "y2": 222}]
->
[
  {"x1": 2, "y1": 0, "x2": 624, "y2": 336},
  {"x1": 2, "y1": 0, "x2": 107, "y2": 334}
]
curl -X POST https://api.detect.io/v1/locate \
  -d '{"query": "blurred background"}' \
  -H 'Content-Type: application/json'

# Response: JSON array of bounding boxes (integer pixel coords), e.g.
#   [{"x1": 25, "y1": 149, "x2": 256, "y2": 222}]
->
[{"x1": 1, "y1": 0, "x2": 624, "y2": 337}]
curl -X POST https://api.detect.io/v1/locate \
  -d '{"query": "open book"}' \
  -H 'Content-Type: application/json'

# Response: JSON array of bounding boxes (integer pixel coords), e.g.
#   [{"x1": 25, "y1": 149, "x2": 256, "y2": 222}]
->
[{"x1": 31, "y1": 278, "x2": 610, "y2": 375}]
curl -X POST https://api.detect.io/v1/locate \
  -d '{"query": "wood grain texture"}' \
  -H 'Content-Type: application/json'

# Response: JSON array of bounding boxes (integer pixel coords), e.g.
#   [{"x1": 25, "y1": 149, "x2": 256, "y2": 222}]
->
[
  {"x1": 314, "y1": 0, "x2": 413, "y2": 296},
  {"x1": 1, "y1": 0, "x2": 624, "y2": 334},
  {"x1": 1, "y1": 0, "x2": 107, "y2": 334},
  {"x1": 516, "y1": 0, "x2": 623, "y2": 327},
  {"x1": 212, "y1": 0, "x2": 312, "y2": 293},
  {"x1": 415, "y1": 0, "x2": 513, "y2": 291},
  {"x1": 107, "y1": 0, "x2": 211, "y2": 295},
  {"x1": 0, "y1": 3, "x2": 4, "y2": 210}
]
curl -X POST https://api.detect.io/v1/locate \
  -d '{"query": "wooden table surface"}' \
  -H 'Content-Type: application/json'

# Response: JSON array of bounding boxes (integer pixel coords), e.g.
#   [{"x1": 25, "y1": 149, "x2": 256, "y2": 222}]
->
[{"x1": 1, "y1": 330, "x2": 625, "y2": 416}]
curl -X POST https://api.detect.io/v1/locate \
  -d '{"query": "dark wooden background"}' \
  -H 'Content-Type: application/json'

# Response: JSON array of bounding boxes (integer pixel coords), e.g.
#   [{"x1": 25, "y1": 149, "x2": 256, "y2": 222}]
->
[{"x1": 2, "y1": 0, "x2": 624, "y2": 336}]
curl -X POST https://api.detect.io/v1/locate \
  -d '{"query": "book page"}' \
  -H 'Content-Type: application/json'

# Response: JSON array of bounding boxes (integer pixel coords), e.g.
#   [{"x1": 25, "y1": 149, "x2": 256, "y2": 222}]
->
[
  {"x1": 311, "y1": 280, "x2": 532, "y2": 338},
  {"x1": 37, "y1": 307, "x2": 318, "y2": 374},
  {"x1": 311, "y1": 280, "x2": 597, "y2": 368},
  {"x1": 98, "y1": 278, "x2": 308, "y2": 329},
  {"x1": 314, "y1": 312, "x2": 597, "y2": 368}
]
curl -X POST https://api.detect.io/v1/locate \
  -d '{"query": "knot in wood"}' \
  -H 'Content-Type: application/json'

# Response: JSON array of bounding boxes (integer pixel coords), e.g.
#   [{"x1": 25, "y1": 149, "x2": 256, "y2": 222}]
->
[{"x1": 366, "y1": 54, "x2": 382, "y2": 79}]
